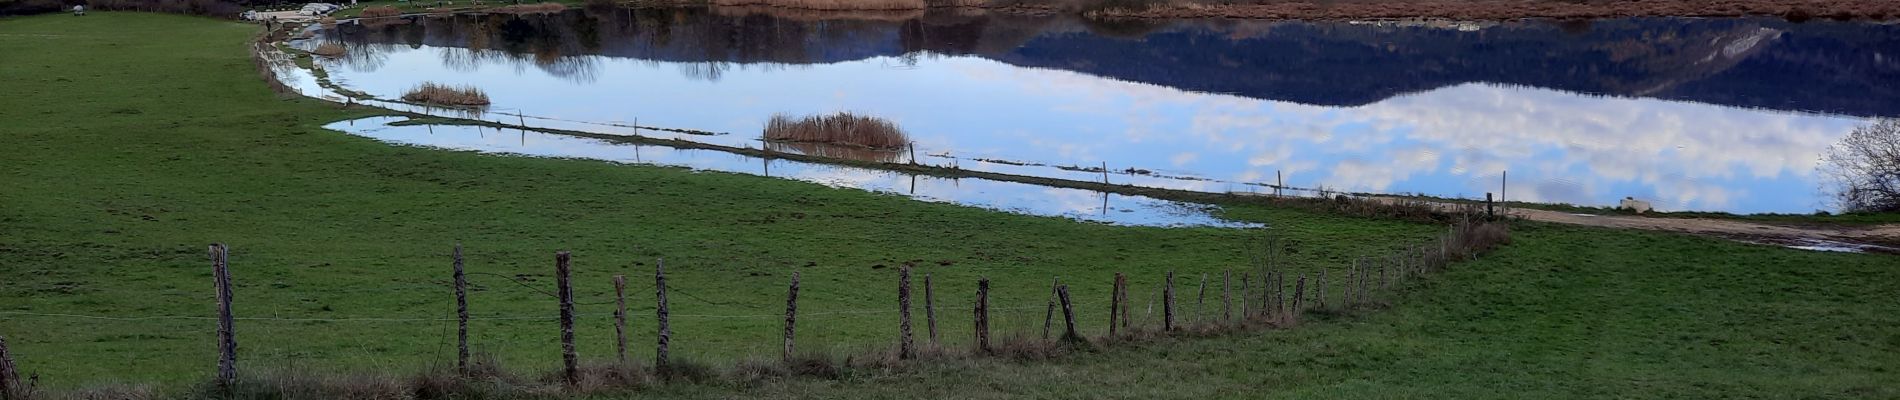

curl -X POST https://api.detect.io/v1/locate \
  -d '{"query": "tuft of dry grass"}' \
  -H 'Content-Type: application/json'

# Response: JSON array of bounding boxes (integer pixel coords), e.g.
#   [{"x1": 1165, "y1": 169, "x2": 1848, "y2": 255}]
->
[
  {"x1": 311, "y1": 43, "x2": 345, "y2": 57},
  {"x1": 764, "y1": 112, "x2": 910, "y2": 149},
  {"x1": 493, "y1": 2, "x2": 568, "y2": 13},
  {"x1": 358, "y1": 5, "x2": 401, "y2": 18},
  {"x1": 710, "y1": 0, "x2": 925, "y2": 11},
  {"x1": 317, "y1": 16, "x2": 337, "y2": 25},
  {"x1": 401, "y1": 82, "x2": 491, "y2": 107}
]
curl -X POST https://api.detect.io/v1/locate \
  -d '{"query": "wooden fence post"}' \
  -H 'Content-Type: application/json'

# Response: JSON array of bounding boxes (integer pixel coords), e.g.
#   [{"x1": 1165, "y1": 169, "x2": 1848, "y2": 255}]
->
[
  {"x1": 783, "y1": 271, "x2": 799, "y2": 363},
  {"x1": 1221, "y1": 270, "x2": 1232, "y2": 322},
  {"x1": 613, "y1": 275, "x2": 629, "y2": 365},
  {"x1": 1317, "y1": 268, "x2": 1328, "y2": 310},
  {"x1": 924, "y1": 273, "x2": 938, "y2": 347},
  {"x1": 1291, "y1": 274, "x2": 1306, "y2": 317},
  {"x1": 655, "y1": 258, "x2": 671, "y2": 372},
  {"x1": 1163, "y1": 271, "x2": 1176, "y2": 331},
  {"x1": 1109, "y1": 276, "x2": 1124, "y2": 329},
  {"x1": 1108, "y1": 273, "x2": 1123, "y2": 336},
  {"x1": 898, "y1": 265, "x2": 914, "y2": 360},
  {"x1": 556, "y1": 252, "x2": 576, "y2": 386},
  {"x1": 0, "y1": 335, "x2": 17, "y2": 400},
  {"x1": 453, "y1": 244, "x2": 469, "y2": 376},
  {"x1": 1195, "y1": 273, "x2": 1208, "y2": 323},
  {"x1": 1056, "y1": 285, "x2": 1078, "y2": 341},
  {"x1": 210, "y1": 243, "x2": 236, "y2": 390},
  {"x1": 1239, "y1": 272, "x2": 1250, "y2": 320},
  {"x1": 1275, "y1": 272, "x2": 1286, "y2": 319},
  {"x1": 974, "y1": 278, "x2": 990, "y2": 353},
  {"x1": 1042, "y1": 277, "x2": 1059, "y2": 340}
]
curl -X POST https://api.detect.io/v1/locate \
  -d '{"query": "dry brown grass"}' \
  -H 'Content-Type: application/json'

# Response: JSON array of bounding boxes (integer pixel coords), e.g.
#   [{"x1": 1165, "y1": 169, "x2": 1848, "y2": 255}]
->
[
  {"x1": 401, "y1": 82, "x2": 491, "y2": 106},
  {"x1": 493, "y1": 2, "x2": 568, "y2": 13},
  {"x1": 709, "y1": 4, "x2": 924, "y2": 20},
  {"x1": 764, "y1": 112, "x2": 910, "y2": 149},
  {"x1": 317, "y1": 16, "x2": 337, "y2": 25},
  {"x1": 710, "y1": 0, "x2": 925, "y2": 11},
  {"x1": 358, "y1": 5, "x2": 401, "y2": 18},
  {"x1": 765, "y1": 141, "x2": 906, "y2": 163},
  {"x1": 311, "y1": 43, "x2": 345, "y2": 57}
]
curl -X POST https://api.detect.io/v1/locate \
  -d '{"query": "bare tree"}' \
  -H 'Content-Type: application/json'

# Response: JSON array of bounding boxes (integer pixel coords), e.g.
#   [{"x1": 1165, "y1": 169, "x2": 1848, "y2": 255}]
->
[{"x1": 1820, "y1": 119, "x2": 1900, "y2": 212}]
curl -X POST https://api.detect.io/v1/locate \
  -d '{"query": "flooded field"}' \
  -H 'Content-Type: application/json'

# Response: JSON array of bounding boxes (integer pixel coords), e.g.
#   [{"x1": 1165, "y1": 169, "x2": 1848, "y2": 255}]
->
[{"x1": 297, "y1": 8, "x2": 1900, "y2": 215}]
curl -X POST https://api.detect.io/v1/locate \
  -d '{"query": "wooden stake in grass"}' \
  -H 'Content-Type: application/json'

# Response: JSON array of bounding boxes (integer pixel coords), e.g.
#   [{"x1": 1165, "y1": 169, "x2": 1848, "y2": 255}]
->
[
  {"x1": 783, "y1": 271, "x2": 799, "y2": 363},
  {"x1": 453, "y1": 244, "x2": 470, "y2": 375},
  {"x1": 0, "y1": 335, "x2": 18, "y2": 400},
  {"x1": 1222, "y1": 270, "x2": 1232, "y2": 322},
  {"x1": 924, "y1": 273, "x2": 938, "y2": 346},
  {"x1": 1239, "y1": 272, "x2": 1250, "y2": 320},
  {"x1": 1056, "y1": 284, "x2": 1079, "y2": 342},
  {"x1": 1196, "y1": 273, "x2": 1208, "y2": 323},
  {"x1": 898, "y1": 265, "x2": 914, "y2": 360},
  {"x1": 556, "y1": 252, "x2": 576, "y2": 386},
  {"x1": 210, "y1": 243, "x2": 236, "y2": 391},
  {"x1": 654, "y1": 258, "x2": 671, "y2": 372},
  {"x1": 1119, "y1": 275, "x2": 1131, "y2": 329},
  {"x1": 1042, "y1": 277, "x2": 1059, "y2": 340},
  {"x1": 1109, "y1": 273, "x2": 1123, "y2": 336},
  {"x1": 1291, "y1": 274, "x2": 1306, "y2": 316},
  {"x1": 1163, "y1": 271, "x2": 1176, "y2": 331},
  {"x1": 613, "y1": 274, "x2": 629, "y2": 365},
  {"x1": 974, "y1": 278, "x2": 990, "y2": 353},
  {"x1": 1317, "y1": 268, "x2": 1328, "y2": 310}
]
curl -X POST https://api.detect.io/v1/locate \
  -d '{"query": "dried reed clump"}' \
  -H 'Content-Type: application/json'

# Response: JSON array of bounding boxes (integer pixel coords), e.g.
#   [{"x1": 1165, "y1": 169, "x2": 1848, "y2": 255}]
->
[
  {"x1": 765, "y1": 141, "x2": 905, "y2": 163},
  {"x1": 311, "y1": 43, "x2": 346, "y2": 57},
  {"x1": 763, "y1": 112, "x2": 910, "y2": 149},
  {"x1": 401, "y1": 82, "x2": 491, "y2": 106},
  {"x1": 358, "y1": 5, "x2": 401, "y2": 18},
  {"x1": 318, "y1": 16, "x2": 337, "y2": 25},
  {"x1": 709, "y1": 0, "x2": 925, "y2": 11},
  {"x1": 493, "y1": 2, "x2": 568, "y2": 13}
]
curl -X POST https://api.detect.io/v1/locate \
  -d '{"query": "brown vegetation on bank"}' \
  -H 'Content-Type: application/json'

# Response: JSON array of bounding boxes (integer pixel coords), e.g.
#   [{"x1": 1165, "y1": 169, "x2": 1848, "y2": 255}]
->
[
  {"x1": 358, "y1": 5, "x2": 402, "y2": 18},
  {"x1": 310, "y1": 43, "x2": 345, "y2": 57},
  {"x1": 401, "y1": 82, "x2": 491, "y2": 107},
  {"x1": 764, "y1": 112, "x2": 911, "y2": 149}
]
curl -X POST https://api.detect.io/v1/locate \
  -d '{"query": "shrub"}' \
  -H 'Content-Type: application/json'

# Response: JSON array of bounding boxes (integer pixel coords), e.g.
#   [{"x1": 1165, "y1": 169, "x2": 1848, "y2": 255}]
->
[
  {"x1": 764, "y1": 112, "x2": 910, "y2": 149},
  {"x1": 401, "y1": 82, "x2": 491, "y2": 106},
  {"x1": 1820, "y1": 119, "x2": 1900, "y2": 212}
]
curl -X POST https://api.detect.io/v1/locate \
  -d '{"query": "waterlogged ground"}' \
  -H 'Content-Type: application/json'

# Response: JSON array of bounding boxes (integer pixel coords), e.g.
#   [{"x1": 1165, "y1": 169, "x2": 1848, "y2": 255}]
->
[
  {"x1": 330, "y1": 116, "x2": 1247, "y2": 226},
  {"x1": 296, "y1": 9, "x2": 1900, "y2": 215}
]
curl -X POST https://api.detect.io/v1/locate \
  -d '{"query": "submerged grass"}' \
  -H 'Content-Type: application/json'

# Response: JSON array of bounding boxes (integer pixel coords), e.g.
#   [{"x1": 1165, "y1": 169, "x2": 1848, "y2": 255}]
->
[
  {"x1": 709, "y1": 0, "x2": 926, "y2": 10},
  {"x1": 763, "y1": 112, "x2": 910, "y2": 149},
  {"x1": 401, "y1": 82, "x2": 491, "y2": 106}
]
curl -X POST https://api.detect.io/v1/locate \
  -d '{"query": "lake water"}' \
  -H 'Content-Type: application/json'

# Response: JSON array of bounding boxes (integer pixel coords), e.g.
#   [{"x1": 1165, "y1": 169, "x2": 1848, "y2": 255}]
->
[{"x1": 301, "y1": 8, "x2": 1900, "y2": 215}]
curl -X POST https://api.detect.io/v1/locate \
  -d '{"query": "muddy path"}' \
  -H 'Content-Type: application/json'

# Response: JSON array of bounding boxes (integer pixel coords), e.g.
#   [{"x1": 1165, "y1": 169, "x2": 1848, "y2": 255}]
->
[{"x1": 1503, "y1": 206, "x2": 1899, "y2": 253}]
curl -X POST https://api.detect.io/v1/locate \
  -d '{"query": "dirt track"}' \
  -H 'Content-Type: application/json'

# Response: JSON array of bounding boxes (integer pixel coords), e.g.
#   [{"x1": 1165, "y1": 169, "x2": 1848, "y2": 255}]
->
[
  {"x1": 1086, "y1": 0, "x2": 1900, "y2": 20},
  {"x1": 1507, "y1": 207, "x2": 1900, "y2": 253}
]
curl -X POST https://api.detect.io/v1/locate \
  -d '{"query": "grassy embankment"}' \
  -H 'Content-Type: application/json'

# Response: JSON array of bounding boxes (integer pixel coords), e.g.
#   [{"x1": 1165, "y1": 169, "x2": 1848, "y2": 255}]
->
[{"x1": 2, "y1": 12, "x2": 1897, "y2": 398}]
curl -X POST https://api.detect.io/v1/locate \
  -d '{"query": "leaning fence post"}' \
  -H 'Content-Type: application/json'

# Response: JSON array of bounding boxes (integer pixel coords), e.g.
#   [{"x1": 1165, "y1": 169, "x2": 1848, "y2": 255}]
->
[
  {"x1": 1042, "y1": 277, "x2": 1059, "y2": 340},
  {"x1": 0, "y1": 335, "x2": 17, "y2": 400},
  {"x1": 924, "y1": 273, "x2": 938, "y2": 347},
  {"x1": 783, "y1": 271, "x2": 799, "y2": 363},
  {"x1": 1195, "y1": 273, "x2": 1208, "y2": 323},
  {"x1": 556, "y1": 252, "x2": 577, "y2": 386},
  {"x1": 453, "y1": 244, "x2": 469, "y2": 376},
  {"x1": 1119, "y1": 275, "x2": 1131, "y2": 329},
  {"x1": 1163, "y1": 271, "x2": 1176, "y2": 331},
  {"x1": 613, "y1": 274, "x2": 629, "y2": 365},
  {"x1": 1057, "y1": 284, "x2": 1079, "y2": 341},
  {"x1": 898, "y1": 265, "x2": 915, "y2": 360},
  {"x1": 654, "y1": 258, "x2": 671, "y2": 372},
  {"x1": 1275, "y1": 271, "x2": 1286, "y2": 319},
  {"x1": 974, "y1": 278, "x2": 990, "y2": 353},
  {"x1": 210, "y1": 243, "x2": 237, "y2": 390}
]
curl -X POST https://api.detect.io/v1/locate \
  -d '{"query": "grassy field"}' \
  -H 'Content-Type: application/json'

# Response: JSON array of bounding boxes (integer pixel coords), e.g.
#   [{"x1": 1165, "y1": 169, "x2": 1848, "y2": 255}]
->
[
  {"x1": 3, "y1": 11, "x2": 1898, "y2": 399},
  {"x1": 0, "y1": 12, "x2": 1434, "y2": 388}
]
